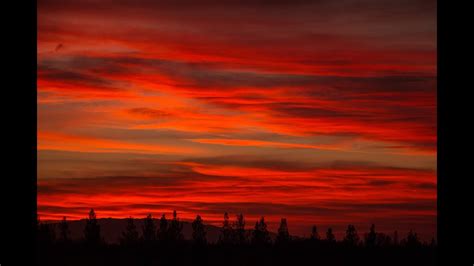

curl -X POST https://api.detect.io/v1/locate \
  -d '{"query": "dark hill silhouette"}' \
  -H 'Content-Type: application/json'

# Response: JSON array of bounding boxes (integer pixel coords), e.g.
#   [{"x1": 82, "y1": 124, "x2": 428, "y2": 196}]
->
[{"x1": 45, "y1": 218, "x2": 278, "y2": 244}]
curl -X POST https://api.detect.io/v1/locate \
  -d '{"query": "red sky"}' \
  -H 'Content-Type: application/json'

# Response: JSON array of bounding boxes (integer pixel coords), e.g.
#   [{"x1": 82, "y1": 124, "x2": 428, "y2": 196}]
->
[{"x1": 37, "y1": 0, "x2": 437, "y2": 240}]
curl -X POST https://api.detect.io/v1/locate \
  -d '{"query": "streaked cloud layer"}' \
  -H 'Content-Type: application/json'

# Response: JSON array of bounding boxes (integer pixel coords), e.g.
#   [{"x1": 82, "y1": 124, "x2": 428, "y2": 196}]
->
[{"x1": 38, "y1": 0, "x2": 436, "y2": 239}]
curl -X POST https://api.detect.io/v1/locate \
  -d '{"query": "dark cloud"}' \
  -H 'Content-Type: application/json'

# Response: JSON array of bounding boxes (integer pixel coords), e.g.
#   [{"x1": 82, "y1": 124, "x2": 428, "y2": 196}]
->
[
  {"x1": 341, "y1": 200, "x2": 436, "y2": 212},
  {"x1": 128, "y1": 108, "x2": 172, "y2": 118},
  {"x1": 366, "y1": 180, "x2": 397, "y2": 186},
  {"x1": 181, "y1": 156, "x2": 435, "y2": 174},
  {"x1": 38, "y1": 64, "x2": 120, "y2": 90},
  {"x1": 54, "y1": 43, "x2": 63, "y2": 52},
  {"x1": 182, "y1": 155, "x2": 316, "y2": 171},
  {"x1": 413, "y1": 182, "x2": 436, "y2": 190},
  {"x1": 39, "y1": 0, "x2": 435, "y2": 16},
  {"x1": 269, "y1": 105, "x2": 360, "y2": 119},
  {"x1": 40, "y1": 55, "x2": 436, "y2": 95}
]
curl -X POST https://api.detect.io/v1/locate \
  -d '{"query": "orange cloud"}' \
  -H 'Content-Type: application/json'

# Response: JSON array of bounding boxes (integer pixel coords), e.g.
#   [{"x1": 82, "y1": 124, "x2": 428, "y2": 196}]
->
[{"x1": 38, "y1": 131, "x2": 202, "y2": 155}]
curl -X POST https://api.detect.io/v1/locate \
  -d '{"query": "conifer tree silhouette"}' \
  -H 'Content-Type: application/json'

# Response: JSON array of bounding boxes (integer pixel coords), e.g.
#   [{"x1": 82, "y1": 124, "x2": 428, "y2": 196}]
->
[
  {"x1": 343, "y1": 224, "x2": 360, "y2": 246},
  {"x1": 376, "y1": 233, "x2": 392, "y2": 247},
  {"x1": 406, "y1": 230, "x2": 421, "y2": 247},
  {"x1": 36, "y1": 216, "x2": 42, "y2": 244},
  {"x1": 120, "y1": 216, "x2": 139, "y2": 246},
  {"x1": 58, "y1": 216, "x2": 70, "y2": 243},
  {"x1": 276, "y1": 218, "x2": 290, "y2": 244},
  {"x1": 84, "y1": 209, "x2": 101, "y2": 245},
  {"x1": 365, "y1": 224, "x2": 377, "y2": 247},
  {"x1": 393, "y1": 230, "x2": 399, "y2": 246},
  {"x1": 142, "y1": 214, "x2": 157, "y2": 242},
  {"x1": 234, "y1": 213, "x2": 246, "y2": 245},
  {"x1": 168, "y1": 210, "x2": 184, "y2": 242},
  {"x1": 38, "y1": 217, "x2": 56, "y2": 245},
  {"x1": 192, "y1": 215, "x2": 207, "y2": 245},
  {"x1": 310, "y1": 225, "x2": 320, "y2": 240},
  {"x1": 158, "y1": 214, "x2": 168, "y2": 241},
  {"x1": 252, "y1": 216, "x2": 270, "y2": 245},
  {"x1": 219, "y1": 212, "x2": 233, "y2": 244},
  {"x1": 326, "y1": 227, "x2": 336, "y2": 242},
  {"x1": 35, "y1": 209, "x2": 438, "y2": 266}
]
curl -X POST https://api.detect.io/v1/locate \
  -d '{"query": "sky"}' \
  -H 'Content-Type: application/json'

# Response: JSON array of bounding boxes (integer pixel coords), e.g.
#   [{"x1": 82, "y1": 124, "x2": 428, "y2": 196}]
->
[{"x1": 37, "y1": 0, "x2": 437, "y2": 240}]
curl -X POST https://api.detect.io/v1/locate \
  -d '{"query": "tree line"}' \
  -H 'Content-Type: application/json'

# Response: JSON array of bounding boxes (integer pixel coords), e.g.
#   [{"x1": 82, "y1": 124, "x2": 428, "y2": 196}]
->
[{"x1": 37, "y1": 208, "x2": 435, "y2": 248}]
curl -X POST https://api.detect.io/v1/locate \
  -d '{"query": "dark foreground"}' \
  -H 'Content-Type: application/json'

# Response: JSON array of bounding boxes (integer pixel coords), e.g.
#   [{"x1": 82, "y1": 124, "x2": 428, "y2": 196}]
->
[{"x1": 38, "y1": 241, "x2": 436, "y2": 266}]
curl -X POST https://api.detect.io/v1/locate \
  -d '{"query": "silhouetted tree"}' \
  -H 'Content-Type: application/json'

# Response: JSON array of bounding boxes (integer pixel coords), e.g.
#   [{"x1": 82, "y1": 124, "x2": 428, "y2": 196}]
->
[
  {"x1": 38, "y1": 219, "x2": 56, "y2": 245},
  {"x1": 276, "y1": 218, "x2": 290, "y2": 244},
  {"x1": 58, "y1": 216, "x2": 70, "y2": 243},
  {"x1": 84, "y1": 209, "x2": 101, "y2": 245},
  {"x1": 168, "y1": 210, "x2": 184, "y2": 242},
  {"x1": 36, "y1": 216, "x2": 42, "y2": 237},
  {"x1": 142, "y1": 214, "x2": 157, "y2": 242},
  {"x1": 252, "y1": 216, "x2": 270, "y2": 245},
  {"x1": 393, "y1": 230, "x2": 399, "y2": 246},
  {"x1": 36, "y1": 210, "x2": 439, "y2": 266},
  {"x1": 365, "y1": 224, "x2": 377, "y2": 247},
  {"x1": 310, "y1": 225, "x2": 320, "y2": 240},
  {"x1": 344, "y1": 224, "x2": 360, "y2": 246},
  {"x1": 234, "y1": 213, "x2": 246, "y2": 245},
  {"x1": 192, "y1": 215, "x2": 207, "y2": 245},
  {"x1": 219, "y1": 212, "x2": 233, "y2": 244},
  {"x1": 376, "y1": 233, "x2": 392, "y2": 247},
  {"x1": 158, "y1": 214, "x2": 168, "y2": 241},
  {"x1": 120, "y1": 216, "x2": 139, "y2": 246},
  {"x1": 405, "y1": 230, "x2": 421, "y2": 247},
  {"x1": 326, "y1": 227, "x2": 336, "y2": 242}
]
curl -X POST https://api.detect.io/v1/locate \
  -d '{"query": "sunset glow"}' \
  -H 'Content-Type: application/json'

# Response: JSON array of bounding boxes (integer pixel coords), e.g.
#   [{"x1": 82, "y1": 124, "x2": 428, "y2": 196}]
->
[{"x1": 38, "y1": 0, "x2": 436, "y2": 240}]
